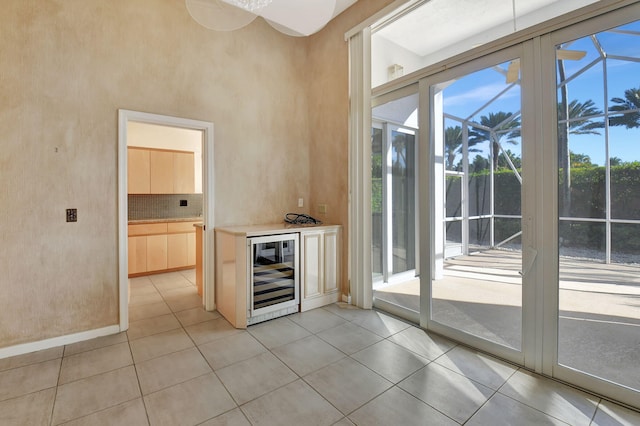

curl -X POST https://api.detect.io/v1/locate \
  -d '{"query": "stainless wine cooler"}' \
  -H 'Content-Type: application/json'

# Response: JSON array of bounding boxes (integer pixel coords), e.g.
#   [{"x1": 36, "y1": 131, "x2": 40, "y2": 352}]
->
[{"x1": 247, "y1": 233, "x2": 299, "y2": 324}]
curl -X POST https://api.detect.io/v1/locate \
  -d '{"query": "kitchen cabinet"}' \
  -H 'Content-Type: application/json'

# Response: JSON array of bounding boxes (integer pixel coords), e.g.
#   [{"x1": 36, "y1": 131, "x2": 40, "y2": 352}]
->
[
  {"x1": 128, "y1": 220, "x2": 200, "y2": 276},
  {"x1": 187, "y1": 232, "x2": 196, "y2": 266},
  {"x1": 146, "y1": 234, "x2": 168, "y2": 272},
  {"x1": 127, "y1": 148, "x2": 150, "y2": 194},
  {"x1": 167, "y1": 233, "x2": 188, "y2": 268},
  {"x1": 174, "y1": 152, "x2": 195, "y2": 193},
  {"x1": 127, "y1": 147, "x2": 195, "y2": 194},
  {"x1": 128, "y1": 236, "x2": 147, "y2": 275},
  {"x1": 150, "y1": 150, "x2": 174, "y2": 194},
  {"x1": 300, "y1": 227, "x2": 340, "y2": 311},
  {"x1": 167, "y1": 221, "x2": 196, "y2": 269},
  {"x1": 214, "y1": 230, "x2": 248, "y2": 328}
]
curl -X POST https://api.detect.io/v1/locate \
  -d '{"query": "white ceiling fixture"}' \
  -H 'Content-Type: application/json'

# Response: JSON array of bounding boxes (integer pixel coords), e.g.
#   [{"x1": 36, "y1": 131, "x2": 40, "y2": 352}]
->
[
  {"x1": 227, "y1": 0, "x2": 273, "y2": 12},
  {"x1": 186, "y1": 0, "x2": 357, "y2": 36}
]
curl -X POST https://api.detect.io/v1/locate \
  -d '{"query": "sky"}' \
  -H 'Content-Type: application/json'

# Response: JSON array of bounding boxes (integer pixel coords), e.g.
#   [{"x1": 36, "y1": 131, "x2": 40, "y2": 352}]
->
[{"x1": 439, "y1": 21, "x2": 640, "y2": 166}]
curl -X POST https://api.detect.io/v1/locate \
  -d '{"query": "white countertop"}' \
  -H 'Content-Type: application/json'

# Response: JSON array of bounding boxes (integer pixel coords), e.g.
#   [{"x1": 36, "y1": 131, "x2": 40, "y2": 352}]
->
[{"x1": 215, "y1": 223, "x2": 340, "y2": 237}]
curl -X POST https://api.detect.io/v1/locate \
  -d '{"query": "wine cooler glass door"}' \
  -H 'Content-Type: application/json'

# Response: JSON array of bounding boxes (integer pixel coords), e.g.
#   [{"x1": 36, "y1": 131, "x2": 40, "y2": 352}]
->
[{"x1": 249, "y1": 233, "x2": 299, "y2": 317}]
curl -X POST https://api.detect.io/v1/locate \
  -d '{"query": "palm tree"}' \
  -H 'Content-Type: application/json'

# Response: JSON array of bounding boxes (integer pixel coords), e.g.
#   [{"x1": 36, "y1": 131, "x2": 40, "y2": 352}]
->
[
  {"x1": 610, "y1": 156, "x2": 623, "y2": 167},
  {"x1": 557, "y1": 94, "x2": 604, "y2": 216},
  {"x1": 609, "y1": 87, "x2": 640, "y2": 128},
  {"x1": 444, "y1": 126, "x2": 462, "y2": 170},
  {"x1": 468, "y1": 111, "x2": 521, "y2": 169},
  {"x1": 561, "y1": 99, "x2": 605, "y2": 134},
  {"x1": 570, "y1": 152, "x2": 593, "y2": 168}
]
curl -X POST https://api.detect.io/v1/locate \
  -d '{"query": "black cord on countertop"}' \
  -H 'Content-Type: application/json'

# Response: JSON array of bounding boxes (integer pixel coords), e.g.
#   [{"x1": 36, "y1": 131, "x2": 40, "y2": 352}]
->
[{"x1": 284, "y1": 213, "x2": 322, "y2": 225}]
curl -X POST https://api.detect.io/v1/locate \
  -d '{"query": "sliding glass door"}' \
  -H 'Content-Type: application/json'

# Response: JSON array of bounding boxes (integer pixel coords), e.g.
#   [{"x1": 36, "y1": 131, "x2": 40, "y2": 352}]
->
[
  {"x1": 365, "y1": 2, "x2": 640, "y2": 408},
  {"x1": 551, "y1": 15, "x2": 640, "y2": 403},
  {"x1": 423, "y1": 46, "x2": 528, "y2": 360}
]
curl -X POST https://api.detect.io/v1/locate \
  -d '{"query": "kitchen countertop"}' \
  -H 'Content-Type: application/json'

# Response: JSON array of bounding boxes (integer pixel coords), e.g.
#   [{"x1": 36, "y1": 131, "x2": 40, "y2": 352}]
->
[
  {"x1": 215, "y1": 222, "x2": 339, "y2": 237},
  {"x1": 128, "y1": 217, "x2": 203, "y2": 225}
]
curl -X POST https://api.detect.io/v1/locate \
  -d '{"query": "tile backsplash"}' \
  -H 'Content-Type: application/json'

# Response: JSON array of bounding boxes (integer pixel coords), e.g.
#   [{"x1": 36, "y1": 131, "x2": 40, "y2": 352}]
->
[{"x1": 128, "y1": 194, "x2": 203, "y2": 220}]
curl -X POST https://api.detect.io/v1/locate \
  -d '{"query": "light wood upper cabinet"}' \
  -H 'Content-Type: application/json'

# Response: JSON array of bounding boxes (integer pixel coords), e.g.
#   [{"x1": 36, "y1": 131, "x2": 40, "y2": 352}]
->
[
  {"x1": 127, "y1": 148, "x2": 150, "y2": 194},
  {"x1": 174, "y1": 151, "x2": 195, "y2": 193},
  {"x1": 127, "y1": 147, "x2": 195, "y2": 194},
  {"x1": 150, "y1": 150, "x2": 174, "y2": 194}
]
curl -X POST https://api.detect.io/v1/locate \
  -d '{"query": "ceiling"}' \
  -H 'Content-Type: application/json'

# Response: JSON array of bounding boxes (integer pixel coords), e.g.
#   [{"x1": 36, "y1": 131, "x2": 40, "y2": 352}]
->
[
  {"x1": 186, "y1": 0, "x2": 358, "y2": 36},
  {"x1": 375, "y1": 0, "x2": 600, "y2": 58}
]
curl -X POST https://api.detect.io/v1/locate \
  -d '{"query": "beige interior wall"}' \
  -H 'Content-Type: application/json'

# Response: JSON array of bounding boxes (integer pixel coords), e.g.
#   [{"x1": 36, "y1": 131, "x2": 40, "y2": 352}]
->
[
  {"x1": 0, "y1": 0, "x2": 312, "y2": 348},
  {"x1": 306, "y1": 0, "x2": 395, "y2": 297},
  {"x1": 0, "y1": 0, "x2": 397, "y2": 349}
]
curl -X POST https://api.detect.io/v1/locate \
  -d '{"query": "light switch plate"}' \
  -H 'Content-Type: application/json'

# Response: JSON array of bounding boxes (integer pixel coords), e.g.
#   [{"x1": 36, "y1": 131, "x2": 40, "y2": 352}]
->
[{"x1": 66, "y1": 208, "x2": 77, "y2": 222}]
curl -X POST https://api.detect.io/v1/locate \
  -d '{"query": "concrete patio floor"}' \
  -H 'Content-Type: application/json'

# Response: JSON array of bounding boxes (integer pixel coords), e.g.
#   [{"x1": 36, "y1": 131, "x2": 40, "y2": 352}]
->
[{"x1": 373, "y1": 249, "x2": 640, "y2": 392}]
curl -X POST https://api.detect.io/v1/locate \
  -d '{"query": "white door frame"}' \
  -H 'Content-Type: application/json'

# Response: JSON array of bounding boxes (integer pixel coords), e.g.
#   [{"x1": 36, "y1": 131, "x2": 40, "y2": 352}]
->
[{"x1": 117, "y1": 110, "x2": 215, "y2": 330}]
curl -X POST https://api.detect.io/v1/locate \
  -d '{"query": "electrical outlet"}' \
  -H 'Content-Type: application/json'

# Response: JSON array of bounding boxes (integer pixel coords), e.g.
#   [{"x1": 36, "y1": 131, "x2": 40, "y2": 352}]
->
[
  {"x1": 298, "y1": 198, "x2": 304, "y2": 208},
  {"x1": 66, "y1": 208, "x2": 77, "y2": 222},
  {"x1": 318, "y1": 204, "x2": 327, "y2": 214}
]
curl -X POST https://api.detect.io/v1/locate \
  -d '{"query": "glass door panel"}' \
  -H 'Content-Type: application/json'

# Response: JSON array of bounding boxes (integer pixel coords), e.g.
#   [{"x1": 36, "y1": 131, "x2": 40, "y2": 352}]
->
[
  {"x1": 371, "y1": 92, "x2": 419, "y2": 317},
  {"x1": 391, "y1": 129, "x2": 416, "y2": 274},
  {"x1": 556, "y1": 21, "x2": 640, "y2": 393},
  {"x1": 371, "y1": 126, "x2": 384, "y2": 283},
  {"x1": 445, "y1": 119, "x2": 464, "y2": 258},
  {"x1": 429, "y1": 57, "x2": 523, "y2": 352}
]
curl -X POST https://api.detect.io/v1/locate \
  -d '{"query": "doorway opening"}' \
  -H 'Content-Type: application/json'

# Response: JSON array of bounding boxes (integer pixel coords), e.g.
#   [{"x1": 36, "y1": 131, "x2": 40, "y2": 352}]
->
[{"x1": 117, "y1": 110, "x2": 214, "y2": 330}]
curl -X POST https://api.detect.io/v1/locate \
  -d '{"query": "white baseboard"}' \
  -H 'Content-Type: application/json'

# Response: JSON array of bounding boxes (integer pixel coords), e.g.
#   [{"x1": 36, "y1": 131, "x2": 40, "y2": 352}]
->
[
  {"x1": 0, "y1": 325, "x2": 121, "y2": 360},
  {"x1": 301, "y1": 292, "x2": 341, "y2": 312}
]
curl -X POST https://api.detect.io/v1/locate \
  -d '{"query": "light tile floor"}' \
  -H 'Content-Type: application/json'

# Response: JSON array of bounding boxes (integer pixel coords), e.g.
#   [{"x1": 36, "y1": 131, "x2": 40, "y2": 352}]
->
[{"x1": 1, "y1": 270, "x2": 640, "y2": 425}]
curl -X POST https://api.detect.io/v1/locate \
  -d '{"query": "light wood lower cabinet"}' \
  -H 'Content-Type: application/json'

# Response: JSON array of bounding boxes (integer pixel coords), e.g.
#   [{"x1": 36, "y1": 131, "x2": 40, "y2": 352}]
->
[
  {"x1": 187, "y1": 232, "x2": 196, "y2": 266},
  {"x1": 167, "y1": 233, "x2": 188, "y2": 268},
  {"x1": 128, "y1": 236, "x2": 147, "y2": 275},
  {"x1": 300, "y1": 227, "x2": 341, "y2": 311},
  {"x1": 128, "y1": 221, "x2": 199, "y2": 276},
  {"x1": 146, "y1": 234, "x2": 168, "y2": 272}
]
